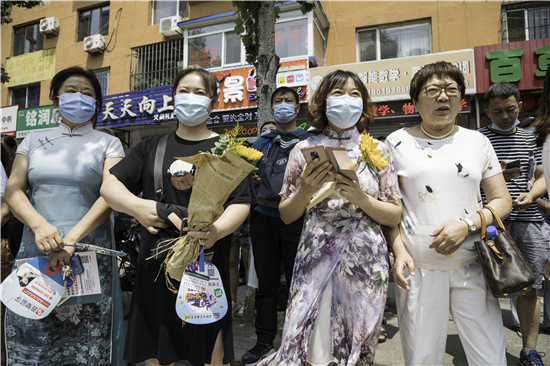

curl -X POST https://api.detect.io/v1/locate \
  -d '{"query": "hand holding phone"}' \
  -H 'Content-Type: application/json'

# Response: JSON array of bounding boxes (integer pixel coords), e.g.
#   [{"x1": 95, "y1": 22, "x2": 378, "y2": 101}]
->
[{"x1": 505, "y1": 159, "x2": 521, "y2": 169}]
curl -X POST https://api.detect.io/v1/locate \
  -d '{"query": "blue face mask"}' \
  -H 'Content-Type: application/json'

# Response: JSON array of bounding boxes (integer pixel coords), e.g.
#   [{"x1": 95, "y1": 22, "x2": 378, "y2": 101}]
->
[
  {"x1": 491, "y1": 119, "x2": 520, "y2": 132},
  {"x1": 326, "y1": 95, "x2": 363, "y2": 129},
  {"x1": 174, "y1": 93, "x2": 212, "y2": 126},
  {"x1": 273, "y1": 102, "x2": 297, "y2": 123},
  {"x1": 58, "y1": 92, "x2": 97, "y2": 123}
]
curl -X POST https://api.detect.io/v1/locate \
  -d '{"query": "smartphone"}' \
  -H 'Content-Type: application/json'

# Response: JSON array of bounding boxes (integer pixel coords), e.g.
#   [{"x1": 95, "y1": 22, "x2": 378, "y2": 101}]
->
[
  {"x1": 302, "y1": 145, "x2": 330, "y2": 165},
  {"x1": 505, "y1": 159, "x2": 521, "y2": 169}
]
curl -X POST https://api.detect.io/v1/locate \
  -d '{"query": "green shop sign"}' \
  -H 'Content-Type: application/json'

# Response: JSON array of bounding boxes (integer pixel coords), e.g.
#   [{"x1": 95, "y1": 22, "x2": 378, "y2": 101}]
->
[
  {"x1": 16, "y1": 105, "x2": 61, "y2": 139},
  {"x1": 486, "y1": 44, "x2": 549, "y2": 83}
]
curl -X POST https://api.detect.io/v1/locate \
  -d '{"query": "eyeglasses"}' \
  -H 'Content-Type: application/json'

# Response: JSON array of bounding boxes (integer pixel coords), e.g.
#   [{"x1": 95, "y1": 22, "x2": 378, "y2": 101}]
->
[{"x1": 423, "y1": 84, "x2": 460, "y2": 98}]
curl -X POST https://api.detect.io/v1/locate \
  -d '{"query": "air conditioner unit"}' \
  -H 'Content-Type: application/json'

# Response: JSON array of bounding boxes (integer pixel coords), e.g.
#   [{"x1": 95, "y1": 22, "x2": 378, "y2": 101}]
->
[
  {"x1": 84, "y1": 34, "x2": 106, "y2": 54},
  {"x1": 159, "y1": 16, "x2": 183, "y2": 37},
  {"x1": 39, "y1": 17, "x2": 59, "y2": 36}
]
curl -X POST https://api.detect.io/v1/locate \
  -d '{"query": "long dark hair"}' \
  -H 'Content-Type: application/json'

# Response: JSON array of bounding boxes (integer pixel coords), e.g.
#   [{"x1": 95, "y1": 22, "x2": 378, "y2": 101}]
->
[
  {"x1": 1, "y1": 134, "x2": 17, "y2": 173},
  {"x1": 49, "y1": 67, "x2": 103, "y2": 128},
  {"x1": 308, "y1": 70, "x2": 374, "y2": 133},
  {"x1": 534, "y1": 71, "x2": 550, "y2": 147}
]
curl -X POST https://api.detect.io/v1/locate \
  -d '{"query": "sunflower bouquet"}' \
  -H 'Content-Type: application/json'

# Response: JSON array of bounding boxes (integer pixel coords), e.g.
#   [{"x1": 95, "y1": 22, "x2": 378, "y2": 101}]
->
[
  {"x1": 162, "y1": 123, "x2": 262, "y2": 292},
  {"x1": 358, "y1": 133, "x2": 388, "y2": 170}
]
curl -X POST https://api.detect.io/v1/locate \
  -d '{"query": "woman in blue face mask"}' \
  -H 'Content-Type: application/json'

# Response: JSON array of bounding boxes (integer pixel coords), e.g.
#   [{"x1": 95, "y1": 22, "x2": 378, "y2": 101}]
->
[
  {"x1": 100, "y1": 67, "x2": 256, "y2": 366},
  {"x1": 258, "y1": 70, "x2": 403, "y2": 366},
  {"x1": 4, "y1": 66, "x2": 127, "y2": 365}
]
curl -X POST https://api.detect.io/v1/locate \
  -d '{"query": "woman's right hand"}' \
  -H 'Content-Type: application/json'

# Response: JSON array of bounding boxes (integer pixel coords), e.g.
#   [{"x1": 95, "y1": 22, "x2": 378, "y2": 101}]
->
[
  {"x1": 297, "y1": 159, "x2": 333, "y2": 198},
  {"x1": 133, "y1": 199, "x2": 169, "y2": 235},
  {"x1": 34, "y1": 222, "x2": 64, "y2": 253},
  {"x1": 393, "y1": 250, "x2": 415, "y2": 292}
]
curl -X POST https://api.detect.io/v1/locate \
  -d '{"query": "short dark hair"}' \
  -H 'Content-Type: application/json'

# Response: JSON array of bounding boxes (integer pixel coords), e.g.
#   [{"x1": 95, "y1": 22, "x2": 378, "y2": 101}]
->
[
  {"x1": 172, "y1": 67, "x2": 219, "y2": 110},
  {"x1": 484, "y1": 82, "x2": 520, "y2": 108},
  {"x1": 271, "y1": 86, "x2": 299, "y2": 105},
  {"x1": 410, "y1": 61, "x2": 466, "y2": 103},
  {"x1": 260, "y1": 121, "x2": 276, "y2": 132},
  {"x1": 308, "y1": 70, "x2": 373, "y2": 133},
  {"x1": 49, "y1": 66, "x2": 103, "y2": 127},
  {"x1": 1, "y1": 134, "x2": 16, "y2": 150}
]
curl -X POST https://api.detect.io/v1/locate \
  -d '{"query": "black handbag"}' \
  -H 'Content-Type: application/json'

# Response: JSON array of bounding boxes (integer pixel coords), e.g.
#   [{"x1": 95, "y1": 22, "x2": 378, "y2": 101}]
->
[{"x1": 474, "y1": 206, "x2": 536, "y2": 298}]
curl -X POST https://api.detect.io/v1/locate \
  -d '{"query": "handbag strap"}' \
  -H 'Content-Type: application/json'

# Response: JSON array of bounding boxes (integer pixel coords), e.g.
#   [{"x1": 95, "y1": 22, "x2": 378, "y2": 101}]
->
[
  {"x1": 477, "y1": 210, "x2": 487, "y2": 240},
  {"x1": 485, "y1": 205, "x2": 506, "y2": 232},
  {"x1": 154, "y1": 134, "x2": 169, "y2": 203}
]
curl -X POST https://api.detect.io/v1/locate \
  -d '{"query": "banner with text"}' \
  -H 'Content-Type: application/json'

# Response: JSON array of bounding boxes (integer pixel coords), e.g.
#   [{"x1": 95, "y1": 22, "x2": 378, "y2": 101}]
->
[
  {"x1": 309, "y1": 49, "x2": 476, "y2": 102},
  {"x1": 16, "y1": 105, "x2": 61, "y2": 139}
]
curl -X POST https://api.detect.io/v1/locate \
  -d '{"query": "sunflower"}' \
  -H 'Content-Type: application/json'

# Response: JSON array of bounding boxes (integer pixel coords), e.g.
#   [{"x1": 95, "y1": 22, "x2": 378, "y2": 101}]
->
[
  {"x1": 358, "y1": 133, "x2": 388, "y2": 170},
  {"x1": 235, "y1": 145, "x2": 264, "y2": 165}
]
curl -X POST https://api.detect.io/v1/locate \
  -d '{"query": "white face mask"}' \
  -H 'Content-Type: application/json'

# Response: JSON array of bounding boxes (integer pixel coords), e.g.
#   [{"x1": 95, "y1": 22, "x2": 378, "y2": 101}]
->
[
  {"x1": 491, "y1": 111, "x2": 520, "y2": 132},
  {"x1": 174, "y1": 93, "x2": 212, "y2": 126},
  {"x1": 326, "y1": 95, "x2": 363, "y2": 129}
]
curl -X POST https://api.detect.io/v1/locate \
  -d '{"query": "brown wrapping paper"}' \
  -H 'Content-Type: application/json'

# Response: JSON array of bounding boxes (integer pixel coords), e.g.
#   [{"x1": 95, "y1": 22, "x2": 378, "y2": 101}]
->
[{"x1": 163, "y1": 149, "x2": 255, "y2": 292}]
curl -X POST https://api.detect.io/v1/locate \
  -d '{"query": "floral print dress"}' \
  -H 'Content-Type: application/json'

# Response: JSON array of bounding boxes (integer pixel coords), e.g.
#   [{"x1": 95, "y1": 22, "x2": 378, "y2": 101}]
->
[{"x1": 259, "y1": 126, "x2": 401, "y2": 366}]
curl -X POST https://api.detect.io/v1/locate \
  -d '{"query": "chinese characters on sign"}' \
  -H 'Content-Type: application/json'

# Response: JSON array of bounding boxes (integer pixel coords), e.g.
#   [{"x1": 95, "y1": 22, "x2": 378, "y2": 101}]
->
[
  {"x1": 485, "y1": 45, "x2": 549, "y2": 83},
  {"x1": 310, "y1": 50, "x2": 476, "y2": 102},
  {"x1": 16, "y1": 105, "x2": 61, "y2": 138},
  {"x1": 371, "y1": 96, "x2": 471, "y2": 119}
]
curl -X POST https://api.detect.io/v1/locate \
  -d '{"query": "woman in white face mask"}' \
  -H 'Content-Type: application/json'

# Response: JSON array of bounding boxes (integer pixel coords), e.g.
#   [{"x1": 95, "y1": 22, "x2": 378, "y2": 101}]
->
[
  {"x1": 4, "y1": 67, "x2": 127, "y2": 365},
  {"x1": 258, "y1": 70, "x2": 403, "y2": 366},
  {"x1": 100, "y1": 67, "x2": 255, "y2": 366}
]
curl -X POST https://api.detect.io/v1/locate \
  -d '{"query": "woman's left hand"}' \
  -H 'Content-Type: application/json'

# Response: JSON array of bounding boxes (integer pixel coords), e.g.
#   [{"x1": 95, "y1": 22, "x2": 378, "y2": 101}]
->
[
  {"x1": 48, "y1": 246, "x2": 76, "y2": 271},
  {"x1": 332, "y1": 172, "x2": 366, "y2": 206},
  {"x1": 185, "y1": 225, "x2": 219, "y2": 249},
  {"x1": 428, "y1": 221, "x2": 469, "y2": 255}
]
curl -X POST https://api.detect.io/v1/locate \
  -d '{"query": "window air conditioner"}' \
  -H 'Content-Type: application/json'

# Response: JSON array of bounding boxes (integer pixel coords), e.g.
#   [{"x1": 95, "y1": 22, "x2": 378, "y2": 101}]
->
[
  {"x1": 39, "y1": 17, "x2": 60, "y2": 36},
  {"x1": 84, "y1": 34, "x2": 106, "y2": 54},
  {"x1": 159, "y1": 16, "x2": 183, "y2": 37}
]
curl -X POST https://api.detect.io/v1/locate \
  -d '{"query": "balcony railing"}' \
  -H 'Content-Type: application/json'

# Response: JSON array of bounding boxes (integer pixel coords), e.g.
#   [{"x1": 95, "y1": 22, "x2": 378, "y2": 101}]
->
[{"x1": 130, "y1": 38, "x2": 185, "y2": 91}]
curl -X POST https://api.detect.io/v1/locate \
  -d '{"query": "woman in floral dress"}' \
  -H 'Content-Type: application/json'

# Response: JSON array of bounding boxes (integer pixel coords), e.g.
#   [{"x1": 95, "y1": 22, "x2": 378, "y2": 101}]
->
[{"x1": 259, "y1": 70, "x2": 402, "y2": 366}]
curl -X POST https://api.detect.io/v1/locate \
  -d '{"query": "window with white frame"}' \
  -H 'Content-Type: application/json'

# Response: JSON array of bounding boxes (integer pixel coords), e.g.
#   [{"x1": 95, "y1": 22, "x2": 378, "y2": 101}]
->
[
  {"x1": 501, "y1": 2, "x2": 550, "y2": 43},
  {"x1": 357, "y1": 21, "x2": 431, "y2": 62},
  {"x1": 152, "y1": 0, "x2": 188, "y2": 25},
  {"x1": 13, "y1": 22, "x2": 44, "y2": 57},
  {"x1": 11, "y1": 85, "x2": 40, "y2": 108},
  {"x1": 188, "y1": 22, "x2": 242, "y2": 69},
  {"x1": 93, "y1": 68, "x2": 110, "y2": 97}
]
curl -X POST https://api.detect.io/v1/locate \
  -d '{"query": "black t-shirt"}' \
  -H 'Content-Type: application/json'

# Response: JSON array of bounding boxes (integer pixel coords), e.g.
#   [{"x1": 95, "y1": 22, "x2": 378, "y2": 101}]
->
[
  {"x1": 109, "y1": 132, "x2": 256, "y2": 365},
  {"x1": 111, "y1": 132, "x2": 255, "y2": 208}
]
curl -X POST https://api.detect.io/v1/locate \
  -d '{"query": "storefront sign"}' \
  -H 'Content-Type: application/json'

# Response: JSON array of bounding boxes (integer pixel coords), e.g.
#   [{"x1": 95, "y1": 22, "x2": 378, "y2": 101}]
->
[
  {"x1": 211, "y1": 58, "x2": 308, "y2": 111},
  {"x1": 373, "y1": 96, "x2": 471, "y2": 119},
  {"x1": 98, "y1": 85, "x2": 176, "y2": 128},
  {"x1": 207, "y1": 107, "x2": 257, "y2": 126},
  {"x1": 16, "y1": 105, "x2": 61, "y2": 139},
  {"x1": 209, "y1": 121, "x2": 259, "y2": 138},
  {"x1": 1, "y1": 105, "x2": 19, "y2": 137},
  {"x1": 4, "y1": 48, "x2": 56, "y2": 87},
  {"x1": 309, "y1": 50, "x2": 476, "y2": 102},
  {"x1": 474, "y1": 38, "x2": 549, "y2": 93},
  {"x1": 99, "y1": 59, "x2": 308, "y2": 128}
]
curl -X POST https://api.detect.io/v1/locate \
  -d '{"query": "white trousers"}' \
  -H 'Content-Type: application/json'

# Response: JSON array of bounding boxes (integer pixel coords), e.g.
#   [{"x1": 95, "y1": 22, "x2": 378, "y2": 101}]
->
[{"x1": 395, "y1": 261, "x2": 506, "y2": 366}]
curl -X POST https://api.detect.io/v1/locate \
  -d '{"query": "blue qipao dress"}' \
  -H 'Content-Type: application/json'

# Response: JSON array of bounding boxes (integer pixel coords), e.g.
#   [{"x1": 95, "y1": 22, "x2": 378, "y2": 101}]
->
[
  {"x1": 259, "y1": 126, "x2": 401, "y2": 366},
  {"x1": 5, "y1": 121, "x2": 126, "y2": 366}
]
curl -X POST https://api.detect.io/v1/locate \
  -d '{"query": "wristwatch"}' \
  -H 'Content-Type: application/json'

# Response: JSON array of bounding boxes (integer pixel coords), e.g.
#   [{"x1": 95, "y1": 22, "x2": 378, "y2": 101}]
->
[{"x1": 460, "y1": 217, "x2": 477, "y2": 233}]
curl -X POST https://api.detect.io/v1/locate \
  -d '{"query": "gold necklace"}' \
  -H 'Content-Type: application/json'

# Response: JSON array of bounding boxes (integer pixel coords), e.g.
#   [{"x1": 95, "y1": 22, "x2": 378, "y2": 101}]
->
[{"x1": 420, "y1": 124, "x2": 455, "y2": 140}]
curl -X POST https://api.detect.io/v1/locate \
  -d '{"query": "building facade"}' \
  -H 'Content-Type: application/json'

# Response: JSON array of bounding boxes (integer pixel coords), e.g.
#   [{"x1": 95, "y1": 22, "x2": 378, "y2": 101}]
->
[{"x1": 1, "y1": 1, "x2": 548, "y2": 146}]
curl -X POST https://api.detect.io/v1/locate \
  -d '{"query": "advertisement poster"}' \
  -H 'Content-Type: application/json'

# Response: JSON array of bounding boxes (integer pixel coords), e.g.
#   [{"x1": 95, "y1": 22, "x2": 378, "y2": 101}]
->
[
  {"x1": 58, "y1": 251, "x2": 102, "y2": 306},
  {"x1": 176, "y1": 261, "x2": 228, "y2": 325},
  {"x1": 1, "y1": 257, "x2": 64, "y2": 319}
]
